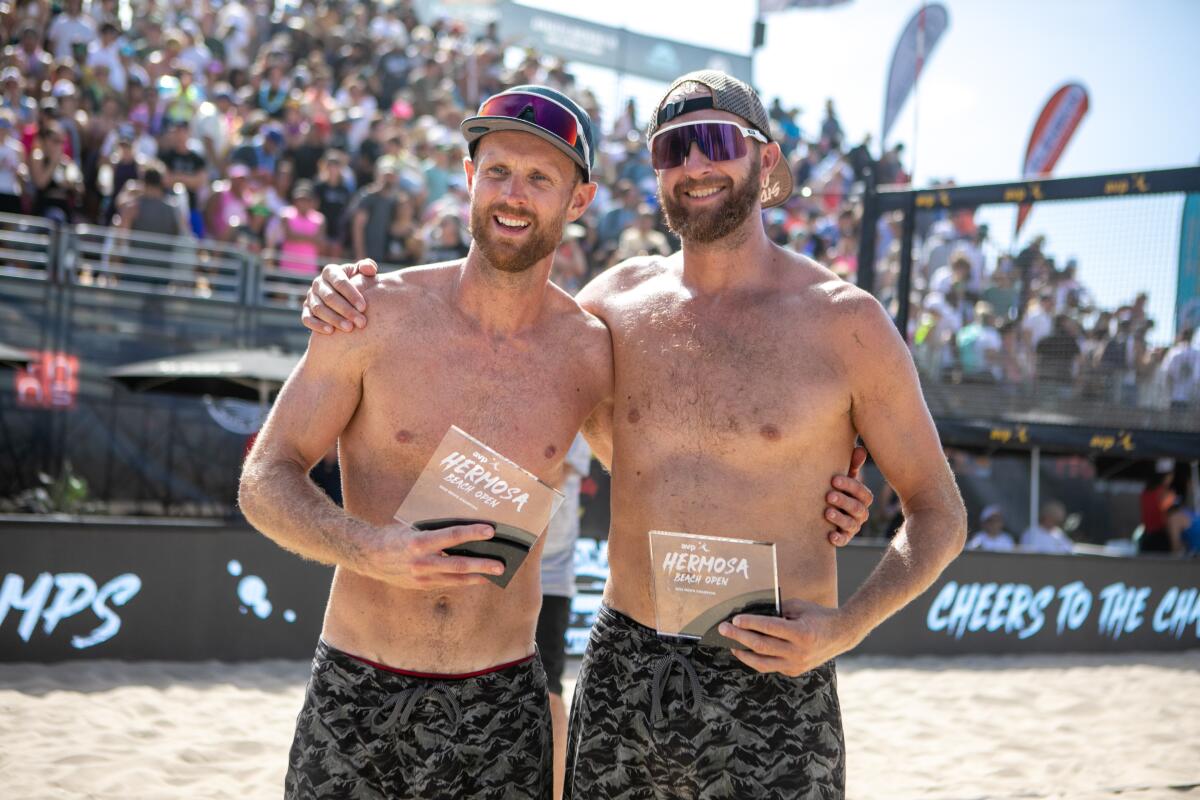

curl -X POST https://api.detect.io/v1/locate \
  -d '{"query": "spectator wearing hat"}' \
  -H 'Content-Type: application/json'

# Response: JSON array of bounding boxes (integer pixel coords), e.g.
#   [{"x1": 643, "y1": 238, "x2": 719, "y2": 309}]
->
[
  {"x1": 0, "y1": 110, "x2": 26, "y2": 216},
  {"x1": 967, "y1": 505, "x2": 1016, "y2": 552},
  {"x1": 204, "y1": 163, "x2": 254, "y2": 242},
  {"x1": 267, "y1": 179, "x2": 325, "y2": 275},
  {"x1": 1, "y1": 69, "x2": 36, "y2": 127},
  {"x1": 51, "y1": 81, "x2": 83, "y2": 166},
  {"x1": 613, "y1": 203, "x2": 671, "y2": 263}
]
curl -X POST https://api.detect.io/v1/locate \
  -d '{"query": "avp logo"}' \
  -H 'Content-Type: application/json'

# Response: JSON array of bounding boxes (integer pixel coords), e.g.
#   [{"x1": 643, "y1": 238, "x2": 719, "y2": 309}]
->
[{"x1": 1, "y1": 572, "x2": 142, "y2": 649}]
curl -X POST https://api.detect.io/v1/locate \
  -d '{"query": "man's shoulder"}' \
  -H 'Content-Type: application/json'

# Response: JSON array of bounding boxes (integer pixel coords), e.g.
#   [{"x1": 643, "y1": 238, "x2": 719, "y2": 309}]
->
[{"x1": 579, "y1": 254, "x2": 675, "y2": 305}]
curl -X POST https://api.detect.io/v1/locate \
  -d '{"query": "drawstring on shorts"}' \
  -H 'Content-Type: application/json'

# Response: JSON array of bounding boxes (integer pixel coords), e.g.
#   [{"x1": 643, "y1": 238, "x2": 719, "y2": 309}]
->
[
  {"x1": 650, "y1": 647, "x2": 703, "y2": 723},
  {"x1": 369, "y1": 683, "x2": 462, "y2": 736}
]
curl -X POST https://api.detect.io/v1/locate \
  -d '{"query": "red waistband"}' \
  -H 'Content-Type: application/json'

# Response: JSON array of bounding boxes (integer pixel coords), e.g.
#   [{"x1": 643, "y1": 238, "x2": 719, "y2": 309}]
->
[{"x1": 348, "y1": 652, "x2": 536, "y2": 680}]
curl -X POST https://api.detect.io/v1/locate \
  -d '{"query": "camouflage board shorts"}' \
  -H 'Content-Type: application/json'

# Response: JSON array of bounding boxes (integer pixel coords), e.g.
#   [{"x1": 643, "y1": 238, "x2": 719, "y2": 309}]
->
[
  {"x1": 564, "y1": 605, "x2": 845, "y2": 800},
  {"x1": 285, "y1": 640, "x2": 552, "y2": 799}
]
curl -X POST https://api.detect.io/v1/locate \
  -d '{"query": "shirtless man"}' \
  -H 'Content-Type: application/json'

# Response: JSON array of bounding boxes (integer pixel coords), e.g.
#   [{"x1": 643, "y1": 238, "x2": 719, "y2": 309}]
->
[
  {"x1": 301, "y1": 73, "x2": 932, "y2": 799},
  {"x1": 239, "y1": 86, "x2": 611, "y2": 799}
]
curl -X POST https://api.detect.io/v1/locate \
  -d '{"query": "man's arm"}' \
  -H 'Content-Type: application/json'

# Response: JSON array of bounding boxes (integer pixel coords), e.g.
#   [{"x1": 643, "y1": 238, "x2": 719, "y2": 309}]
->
[
  {"x1": 723, "y1": 289, "x2": 965, "y2": 675},
  {"x1": 239, "y1": 311, "x2": 502, "y2": 587}
]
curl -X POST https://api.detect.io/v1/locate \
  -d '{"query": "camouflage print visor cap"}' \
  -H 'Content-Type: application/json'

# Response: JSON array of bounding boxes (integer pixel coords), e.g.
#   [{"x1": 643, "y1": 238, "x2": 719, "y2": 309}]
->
[{"x1": 648, "y1": 70, "x2": 793, "y2": 209}]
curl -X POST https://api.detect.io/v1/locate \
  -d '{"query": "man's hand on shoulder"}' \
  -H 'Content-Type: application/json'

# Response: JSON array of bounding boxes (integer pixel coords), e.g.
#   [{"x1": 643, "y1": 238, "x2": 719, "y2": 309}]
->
[
  {"x1": 719, "y1": 598, "x2": 866, "y2": 677},
  {"x1": 354, "y1": 521, "x2": 506, "y2": 588},
  {"x1": 302, "y1": 258, "x2": 379, "y2": 335}
]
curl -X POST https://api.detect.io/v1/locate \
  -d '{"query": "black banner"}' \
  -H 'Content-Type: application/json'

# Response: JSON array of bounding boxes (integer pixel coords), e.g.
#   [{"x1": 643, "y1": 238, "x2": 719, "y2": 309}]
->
[
  {"x1": 3, "y1": 520, "x2": 1197, "y2": 663},
  {"x1": 877, "y1": 165, "x2": 1200, "y2": 212}
]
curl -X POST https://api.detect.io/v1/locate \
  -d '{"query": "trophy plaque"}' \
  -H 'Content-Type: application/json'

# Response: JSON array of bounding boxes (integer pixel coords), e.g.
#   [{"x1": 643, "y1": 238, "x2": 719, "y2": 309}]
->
[
  {"x1": 649, "y1": 530, "x2": 780, "y2": 649},
  {"x1": 395, "y1": 426, "x2": 564, "y2": 588}
]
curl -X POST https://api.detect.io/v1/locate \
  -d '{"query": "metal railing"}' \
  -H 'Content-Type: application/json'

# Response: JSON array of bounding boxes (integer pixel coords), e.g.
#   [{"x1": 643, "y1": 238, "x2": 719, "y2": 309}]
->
[{"x1": 0, "y1": 213, "x2": 58, "y2": 282}]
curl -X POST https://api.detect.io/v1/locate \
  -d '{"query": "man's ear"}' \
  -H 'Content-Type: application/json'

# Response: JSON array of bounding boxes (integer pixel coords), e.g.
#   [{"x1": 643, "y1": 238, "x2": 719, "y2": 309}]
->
[
  {"x1": 566, "y1": 180, "x2": 598, "y2": 223},
  {"x1": 760, "y1": 142, "x2": 782, "y2": 191},
  {"x1": 463, "y1": 156, "x2": 475, "y2": 192}
]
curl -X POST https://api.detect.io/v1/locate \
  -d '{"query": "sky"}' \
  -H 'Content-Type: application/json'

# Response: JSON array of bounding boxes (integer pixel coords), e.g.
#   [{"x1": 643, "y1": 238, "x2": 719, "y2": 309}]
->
[{"x1": 515, "y1": 0, "x2": 1200, "y2": 341}]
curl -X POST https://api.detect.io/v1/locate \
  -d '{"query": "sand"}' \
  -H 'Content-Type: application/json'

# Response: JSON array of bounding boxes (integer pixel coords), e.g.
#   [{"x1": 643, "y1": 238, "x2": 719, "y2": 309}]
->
[{"x1": 1, "y1": 651, "x2": 1197, "y2": 799}]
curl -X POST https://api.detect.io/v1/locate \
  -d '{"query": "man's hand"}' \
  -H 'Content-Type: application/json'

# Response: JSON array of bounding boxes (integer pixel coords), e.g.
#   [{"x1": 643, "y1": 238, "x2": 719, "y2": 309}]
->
[
  {"x1": 826, "y1": 445, "x2": 873, "y2": 547},
  {"x1": 353, "y1": 521, "x2": 505, "y2": 589},
  {"x1": 719, "y1": 598, "x2": 864, "y2": 677},
  {"x1": 301, "y1": 259, "x2": 379, "y2": 334}
]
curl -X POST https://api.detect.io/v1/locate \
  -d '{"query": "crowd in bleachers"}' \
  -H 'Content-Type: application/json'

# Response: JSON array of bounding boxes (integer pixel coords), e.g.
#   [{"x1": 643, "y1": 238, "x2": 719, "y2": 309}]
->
[
  {"x1": 0, "y1": 0, "x2": 894, "y2": 295},
  {"x1": 870, "y1": 207, "x2": 1200, "y2": 410}
]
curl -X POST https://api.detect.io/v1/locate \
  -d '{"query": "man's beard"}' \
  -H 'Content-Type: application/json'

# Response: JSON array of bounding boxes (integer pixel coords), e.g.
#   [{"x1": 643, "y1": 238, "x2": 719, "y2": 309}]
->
[
  {"x1": 469, "y1": 201, "x2": 565, "y2": 274},
  {"x1": 658, "y1": 157, "x2": 761, "y2": 244}
]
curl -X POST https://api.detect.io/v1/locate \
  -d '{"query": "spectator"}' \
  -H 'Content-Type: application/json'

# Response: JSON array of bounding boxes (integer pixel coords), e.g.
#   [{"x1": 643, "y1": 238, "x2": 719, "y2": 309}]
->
[
  {"x1": 1162, "y1": 328, "x2": 1199, "y2": 410},
  {"x1": 0, "y1": 68, "x2": 36, "y2": 126},
  {"x1": 956, "y1": 302, "x2": 1003, "y2": 383},
  {"x1": 551, "y1": 223, "x2": 589, "y2": 295},
  {"x1": 267, "y1": 179, "x2": 325, "y2": 275},
  {"x1": 205, "y1": 163, "x2": 253, "y2": 242},
  {"x1": 97, "y1": 128, "x2": 144, "y2": 224},
  {"x1": 351, "y1": 155, "x2": 402, "y2": 263},
  {"x1": 193, "y1": 85, "x2": 238, "y2": 174},
  {"x1": 87, "y1": 22, "x2": 127, "y2": 94},
  {"x1": 314, "y1": 151, "x2": 354, "y2": 255},
  {"x1": 1166, "y1": 501, "x2": 1200, "y2": 556},
  {"x1": 819, "y1": 98, "x2": 843, "y2": 151},
  {"x1": 125, "y1": 166, "x2": 184, "y2": 239},
  {"x1": 423, "y1": 211, "x2": 470, "y2": 263},
  {"x1": 1138, "y1": 468, "x2": 1177, "y2": 554},
  {"x1": 29, "y1": 121, "x2": 82, "y2": 223},
  {"x1": 1035, "y1": 314, "x2": 1082, "y2": 396},
  {"x1": 47, "y1": 0, "x2": 95, "y2": 62},
  {"x1": 1021, "y1": 291, "x2": 1056, "y2": 350},
  {"x1": 1020, "y1": 501, "x2": 1075, "y2": 554},
  {"x1": 1097, "y1": 315, "x2": 1137, "y2": 405},
  {"x1": 384, "y1": 189, "x2": 422, "y2": 266},
  {"x1": 157, "y1": 119, "x2": 207, "y2": 235},
  {"x1": 0, "y1": 110, "x2": 26, "y2": 215},
  {"x1": 966, "y1": 505, "x2": 1015, "y2": 552},
  {"x1": 613, "y1": 204, "x2": 671, "y2": 263}
]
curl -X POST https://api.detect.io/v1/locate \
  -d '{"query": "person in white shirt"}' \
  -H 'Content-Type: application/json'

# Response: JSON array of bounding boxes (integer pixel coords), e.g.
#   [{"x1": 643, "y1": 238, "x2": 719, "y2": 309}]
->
[
  {"x1": 1020, "y1": 500, "x2": 1075, "y2": 555},
  {"x1": 1162, "y1": 327, "x2": 1199, "y2": 410},
  {"x1": 1021, "y1": 291, "x2": 1056, "y2": 351},
  {"x1": 0, "y1": 110, "x2": 26, "y2": 215},
  {"x1": 47, "y1": 0, "x2": 96, "y2": 61},
  {"x1": 967, "y1": 504, "x2": 1015, "y2": 552},
  {"x1": 87, "y1": 22, "x2": 127, "y2": 93}
]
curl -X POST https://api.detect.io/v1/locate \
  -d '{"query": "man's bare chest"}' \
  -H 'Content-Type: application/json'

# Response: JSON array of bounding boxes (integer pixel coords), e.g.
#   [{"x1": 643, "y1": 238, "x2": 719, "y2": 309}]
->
[
  {"x1": 609, "y1": 298, "x2": 849, "y2": 454},
  {"x1": 353, "y1": 334, "x2": 595, "y2": 482}
]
